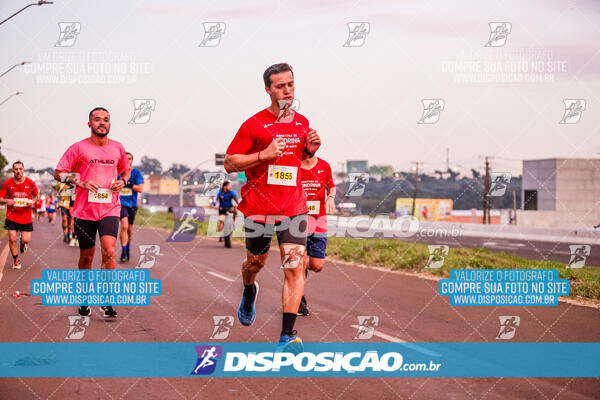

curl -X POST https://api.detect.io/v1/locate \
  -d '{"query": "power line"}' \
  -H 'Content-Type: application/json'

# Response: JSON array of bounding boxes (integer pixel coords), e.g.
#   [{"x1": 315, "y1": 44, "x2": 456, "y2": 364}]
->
[{"x1": 4, "y1": 147, "x2": 57, "y2": 162}]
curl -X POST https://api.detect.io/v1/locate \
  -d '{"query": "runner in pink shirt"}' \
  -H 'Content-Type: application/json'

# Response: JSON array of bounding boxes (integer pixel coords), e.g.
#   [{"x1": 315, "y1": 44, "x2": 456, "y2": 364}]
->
[{"x1": 54, "y1": 107, "x2": 130, "y2": 318}]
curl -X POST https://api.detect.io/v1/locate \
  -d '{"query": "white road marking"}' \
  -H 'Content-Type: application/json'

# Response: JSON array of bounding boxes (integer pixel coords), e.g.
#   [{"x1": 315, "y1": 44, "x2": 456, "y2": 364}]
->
[
  {"x1": 483, "y1": 241, "x2": 525, "y2": 249},
  {"x1": 207, "y1": 271, "x2": 235, "y2": 282},
  {"x1": 351, "y1": 324, "x2": 406, "y2": 342},
  {"x1": 350, "y1": 325, "x2": 441, "y2": 357}
]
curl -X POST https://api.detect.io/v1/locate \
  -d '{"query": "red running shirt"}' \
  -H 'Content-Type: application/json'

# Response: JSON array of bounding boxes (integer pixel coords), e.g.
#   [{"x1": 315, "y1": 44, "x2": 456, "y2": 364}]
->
[
  {"x1": 0, "y1": 177, "x2": 38, "y2": 224},
  {"x1": 301, "y1": 158, "x2": 334, "y2": 233},
  {"x1": 227, "y1": 109, "x2": 310, "y2": 222}
]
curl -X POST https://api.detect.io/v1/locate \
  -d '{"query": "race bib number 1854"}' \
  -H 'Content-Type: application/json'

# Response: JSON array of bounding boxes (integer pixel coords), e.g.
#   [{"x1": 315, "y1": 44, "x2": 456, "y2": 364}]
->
[{"x1": 88, "y1": 189, "x2": 112, "y2": 204}]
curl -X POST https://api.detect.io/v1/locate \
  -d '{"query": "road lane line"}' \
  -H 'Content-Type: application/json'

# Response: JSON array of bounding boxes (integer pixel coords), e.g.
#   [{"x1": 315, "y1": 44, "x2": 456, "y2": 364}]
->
[
  {"x1": 350, "y1": 325, "x2": 441, "y2": 357},
  {"x1": 207, "y1": 271, "x2": 235, "y2": 282},
  {"x1": 351, "y1": 324, "x2": 406, "y2": 342}
]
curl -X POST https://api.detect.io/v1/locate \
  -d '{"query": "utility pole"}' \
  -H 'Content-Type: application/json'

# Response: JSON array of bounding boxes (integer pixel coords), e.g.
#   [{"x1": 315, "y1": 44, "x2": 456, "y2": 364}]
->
[
  {"x1": 338, "y1": 162, "x2": 345, "y2": 198},
  {"x1": 512, "y1": 189, "x2": 517, "y2": 225},
  {"x1": 483, "y1": 157, "x2": 490, "y2": 224},
  {"x1": 411, "y1": 162, "x2": 420, "y2": 216}
]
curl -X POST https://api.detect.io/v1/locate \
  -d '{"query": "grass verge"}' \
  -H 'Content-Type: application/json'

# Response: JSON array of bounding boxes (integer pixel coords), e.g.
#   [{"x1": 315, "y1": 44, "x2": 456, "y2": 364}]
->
[{"x1": 138, "y1": 209, "x2": 600, "y2": 301}]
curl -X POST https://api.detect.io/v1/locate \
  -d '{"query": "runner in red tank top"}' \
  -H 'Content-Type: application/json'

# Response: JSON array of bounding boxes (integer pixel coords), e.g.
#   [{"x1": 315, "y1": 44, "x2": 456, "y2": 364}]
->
[{"x1": 225, "y1": 63, "x2": 321, "y2": 349}]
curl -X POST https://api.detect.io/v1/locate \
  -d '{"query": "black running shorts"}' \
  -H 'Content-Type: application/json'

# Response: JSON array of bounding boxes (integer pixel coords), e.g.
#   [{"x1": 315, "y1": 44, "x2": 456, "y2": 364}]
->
[
  {"x1": 244, "y1": 214, "x2": 308, "y2": 255},
  {"x1": 4, "y1": 219, "x2": 33, "y2": 232},
  {"x1": 74, "y1": 217, "x2": 120, "y2": 250},
  {"x1": 120, "y1": 206, "x2": 138, "y2": 224}
]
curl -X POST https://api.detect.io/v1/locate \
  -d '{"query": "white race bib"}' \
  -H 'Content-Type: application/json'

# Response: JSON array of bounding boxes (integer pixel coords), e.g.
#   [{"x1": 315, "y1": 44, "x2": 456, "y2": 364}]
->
[
  {"x1": 307, "y1": 201, "x2": 320, "y2": 215},
  {"x1": 13, "y1": 198, "x2": 30, "y2": 208},
  {"x1": 267, "y1": 165, "x2": 297, "y2": 187},
  {"x1": 88, "y1": 188, "x2": 112, "y2": 204},
  {"x1": 120, "y1": 188, "x2": 133, "y2": 196}
]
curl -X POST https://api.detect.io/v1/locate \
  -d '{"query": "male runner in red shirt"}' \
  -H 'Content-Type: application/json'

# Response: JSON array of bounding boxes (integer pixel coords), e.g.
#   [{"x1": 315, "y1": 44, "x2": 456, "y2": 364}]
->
[
  {"x1": 54, "y1": 107, "x2": 130, "y2": 318},
  {"x1": 225, "y1": 63, "x2": 321, "y2": 347},
  {"x1": 0, "y1": 161, "x2": 38, "y2": 270},
  {"x1": 298, "y1": 155, "x2": 336, "y2": 316}
]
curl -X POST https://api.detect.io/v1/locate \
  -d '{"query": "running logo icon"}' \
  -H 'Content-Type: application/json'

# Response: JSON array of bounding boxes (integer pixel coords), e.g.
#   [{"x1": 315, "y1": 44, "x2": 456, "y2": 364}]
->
[
  {"x1": 354, "y1": 316, "x2": 378, "y2": 340},
  {"x1": 496, "y1": 316, "x2": 520, "y2": 340},
  {"x1": 276, "y1": 99, "x2": 300, "y2": 123},
  {"x1": 485, "y1": 22, "x2": 511, "y2": 47},
  {"x1": 425, "y1": 245, "x2": 449, "y2": 269},
  {"x1": 65, "y1": 316, "x2": 90, "y2": 340},
  {"x1": 344, "y1": 22, "x2": 370, "y2": 47},
  {"x1": 346, "y1": 173, "x2": 369, "y2": 197},
  {"x1": 168, "y1": 209, "x2": 201, "y2": 242},
  {"x1": 202, "y1": 173, "x2": 226, "y2": 197},
  {"x1": 55, "y1": 22, "x2": 81, "y2": 47},
  {"x1": 566, "y1": 245, "x2": 590, "y2": 269},
  {"x1": 199, "y1": 22, "x2": 226, "y2": 47},
  {"x1": 136, "y1": 245, "x2": 160, "y2": 269},
  {"x1": 191, "y1": 345, "x2": 222, "y2": 375},
  {"x1": 559, "y1": 99, "x2": 586, "y2": 124},
  {"x1": 129, "y1": 99, "x2": 156, "y2": 124},
  {"x1": 488, "y1": 172, "x2": 511, "y2": 197},
  {"x1": 210, "y1": 316, "x2": 234, "y2": 340},
  {"x1": 418, "y1": 99, "x2": 445, "y2": 124},
  {"x1": 280, "y1": 245, "x2": 306, "y2": 269}
]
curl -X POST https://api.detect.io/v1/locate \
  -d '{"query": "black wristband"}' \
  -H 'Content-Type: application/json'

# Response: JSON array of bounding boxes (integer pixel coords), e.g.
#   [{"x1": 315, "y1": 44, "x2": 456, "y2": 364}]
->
[{"x1": 303, "y1": 148, "x2": 315, "y2": 157}]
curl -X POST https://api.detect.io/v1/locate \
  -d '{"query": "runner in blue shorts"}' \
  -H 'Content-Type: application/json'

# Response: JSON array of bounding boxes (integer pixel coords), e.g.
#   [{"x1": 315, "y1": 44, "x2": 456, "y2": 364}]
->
[
  {"x1": 298, "y1": 155, "x2": 336, "y2": 315},
  {"x1": 118, "y1": 152, "x2": 144, "y2": 263}
]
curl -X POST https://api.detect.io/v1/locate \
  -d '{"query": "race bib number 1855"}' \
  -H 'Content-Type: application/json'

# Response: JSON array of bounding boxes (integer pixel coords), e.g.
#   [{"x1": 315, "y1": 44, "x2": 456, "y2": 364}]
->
[{"x1": 267, "y1": 165, "x2": 297, "y2": 187}]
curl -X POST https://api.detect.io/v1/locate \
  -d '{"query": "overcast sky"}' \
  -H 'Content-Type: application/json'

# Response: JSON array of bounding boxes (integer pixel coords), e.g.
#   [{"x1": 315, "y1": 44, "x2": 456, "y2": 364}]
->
[{"x1": 1, "y1": 0, "x2": 599, "y2": 175}]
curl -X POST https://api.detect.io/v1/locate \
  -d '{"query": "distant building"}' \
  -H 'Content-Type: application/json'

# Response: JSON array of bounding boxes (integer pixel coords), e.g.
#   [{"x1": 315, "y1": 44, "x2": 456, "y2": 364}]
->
[
  {"x1": 143, "y1": 175, "x2": 179, "y2": 194},
  {"x1": 347, "y1": 160, "x2": 368, "y2": 174},
  {"x1": 369, "y1": 165, "x2": 393, "y2": 178},
  {"x1": 518, "y1": 158, "x2": 600, "y2": 228}
]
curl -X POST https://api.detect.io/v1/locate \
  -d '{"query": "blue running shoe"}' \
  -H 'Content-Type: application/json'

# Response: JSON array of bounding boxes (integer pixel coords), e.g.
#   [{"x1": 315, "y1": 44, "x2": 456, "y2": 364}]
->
[
  {"x1": 276, "y1": 330, "x2": 303, "y2": 354},
  {"x1": 237, "y1": 281, "x2": 259, "y2": 326}
]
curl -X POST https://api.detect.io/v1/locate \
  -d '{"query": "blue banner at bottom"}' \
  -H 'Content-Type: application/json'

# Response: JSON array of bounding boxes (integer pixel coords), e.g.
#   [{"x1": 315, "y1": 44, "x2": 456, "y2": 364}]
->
[{"x1": 1, "y1": 342, "x2": 599, "y2": 378}]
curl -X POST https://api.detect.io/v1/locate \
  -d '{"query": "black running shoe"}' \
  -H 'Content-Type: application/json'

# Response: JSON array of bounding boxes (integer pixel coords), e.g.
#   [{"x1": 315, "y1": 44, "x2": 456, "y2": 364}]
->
[
  {"x1": 100, "y1": 306, "x2": 117, "y2": 318},
  {"x1": 78, "y1": 306, "x2": 90, "y2": 316},
  {"x1": 297, "y1": 296, "x2": 309, "y2": 316},
  {"x1": 119, "y1": 251, "x2": 127, "y2": 263}
]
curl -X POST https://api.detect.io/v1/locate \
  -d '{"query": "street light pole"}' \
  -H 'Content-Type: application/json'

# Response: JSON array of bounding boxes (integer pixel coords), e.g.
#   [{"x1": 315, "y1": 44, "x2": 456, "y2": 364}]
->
[
  {"x1": 0, "y1": 1, "x2": 54, "y2": 26},
  {"x1": 0, "y1": 61, "x2": 30, "y2": 78},
  {"x1": 0, "y1": 92, "x2": 23, "y2": 107}
]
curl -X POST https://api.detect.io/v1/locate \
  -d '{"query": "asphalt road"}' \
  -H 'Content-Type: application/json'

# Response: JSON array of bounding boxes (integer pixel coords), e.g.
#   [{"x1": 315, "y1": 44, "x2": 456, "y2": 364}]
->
[
  {"x1": 0, "y1": 220, "x2": 599, "y2": 399},
  {"x1": 408, "y1": 233, "x2": 600, "y2": 267}
]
